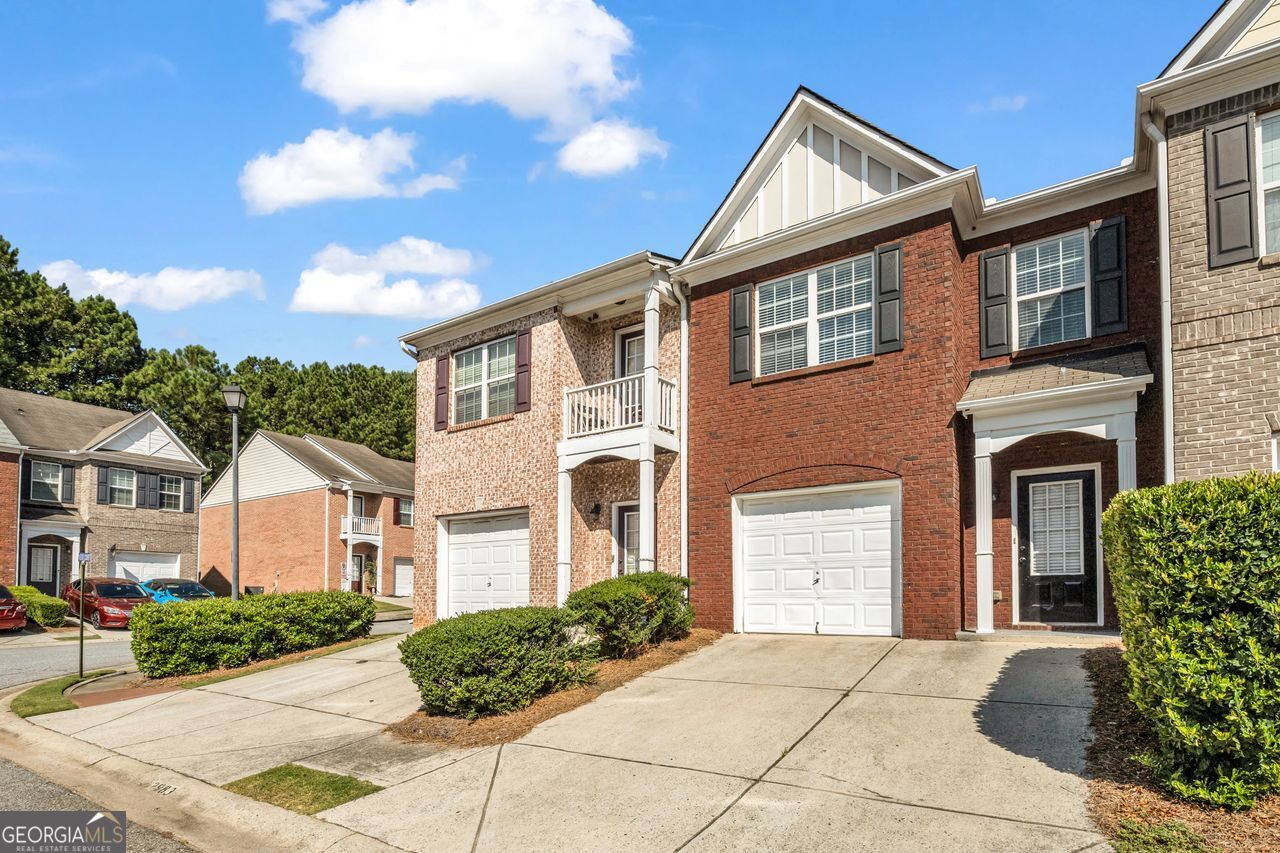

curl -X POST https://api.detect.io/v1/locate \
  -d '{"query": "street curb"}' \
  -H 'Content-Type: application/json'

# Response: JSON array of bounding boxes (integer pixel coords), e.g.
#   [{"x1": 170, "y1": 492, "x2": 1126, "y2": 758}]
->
[{"x1": 0, "y1": 693, "x2": 402, "y2": 853}]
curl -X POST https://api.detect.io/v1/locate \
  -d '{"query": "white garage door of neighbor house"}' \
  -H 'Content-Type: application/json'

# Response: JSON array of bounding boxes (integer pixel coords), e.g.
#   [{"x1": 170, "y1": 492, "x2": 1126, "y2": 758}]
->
[
  {"x1": 448, "y1": 513, "x2": 530, "y2": 615},
  {"x1": 740, "y1": 484, "x2": 900, "y2": 636},
  {"x1": 394, "y1": 558, "x2": 414, "y2": 597},
  {"x1": 110, "y1": 551, "x2": 180, "y2": 583}
]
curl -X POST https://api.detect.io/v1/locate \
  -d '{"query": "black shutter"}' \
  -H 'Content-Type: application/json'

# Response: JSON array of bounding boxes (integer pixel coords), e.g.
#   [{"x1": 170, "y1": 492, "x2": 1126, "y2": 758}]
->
[
  {"x1": 21, "y1": 459, "x2": 31, "y2": 501},
  {"x1": 1204, "y1": 114, "x2": 1258, "y2": 268},
  {"x1": 148, "y1": 473, "x2": 160, "y2": 509},
  {"x1": 979, "y1": 248, "x2": 1012, "y2": 358},
  {"x1": 874, "y1": 244, "x2": 904, "y2": 354},
  {"x1": 729, "y1": 284, "x2": 753, "y2": 383},
  {"x1": 183, "y1": 477, "x2": 195, "y2": 513},
  {"x1": 96, "y1": 466, "x2": 109, "y2": 504},
  {"x1": 60, "y1": 464, "x2": 74, "y2": 503},
  {"x1": 434, "y1": 356, "x2": 449, "y2": 431},
  {"x1": 393, "y1": 497, "x2": 402, "y2": 526},
  {"x1": 1092, "y1": 216, "x2": 1127, "y2": 336},
  {"x1": 514, "y1": 329, "x2": 532, "y2": 413}
]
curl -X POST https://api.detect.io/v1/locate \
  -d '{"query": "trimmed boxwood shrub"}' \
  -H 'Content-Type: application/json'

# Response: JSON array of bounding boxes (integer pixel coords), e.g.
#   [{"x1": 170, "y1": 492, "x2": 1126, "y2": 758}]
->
[
  {"x1": 399, "y1": 606, "x2": 592, "y2": 719},
  {"x1": 566, "y1": 572, "x2": 693, "y2": 658},
  {"x1": 10, "y1": 586, "x2": 68, "y2": 627},
  {"x1": 130, "y1": 590, "x2": 375, "y2": 678},
  {"x1": 1102, "y1": 472, "x2": 1280, "y2": 809}
]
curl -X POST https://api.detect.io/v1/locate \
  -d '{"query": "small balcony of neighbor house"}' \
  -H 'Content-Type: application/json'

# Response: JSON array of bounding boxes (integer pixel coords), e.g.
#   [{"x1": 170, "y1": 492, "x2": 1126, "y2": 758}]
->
[
  {"x1": 340, "y1": 514, "x2": 382, "y2": 544},
  {"x1": 562, "y1": 375, "x2": 678, "y2": 438}
]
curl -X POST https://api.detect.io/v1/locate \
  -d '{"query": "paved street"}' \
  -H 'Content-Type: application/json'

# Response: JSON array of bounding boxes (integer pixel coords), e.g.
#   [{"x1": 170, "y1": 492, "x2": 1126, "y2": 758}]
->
[{"x1": 0, "y1": 756, "x2": 191, "y2": 851}]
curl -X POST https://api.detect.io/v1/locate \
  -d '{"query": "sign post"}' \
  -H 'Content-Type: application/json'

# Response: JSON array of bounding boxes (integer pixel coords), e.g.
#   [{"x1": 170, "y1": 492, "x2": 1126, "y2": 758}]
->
[{"x1": 77, "y1": 552, "x2": 91, "y2": 679}]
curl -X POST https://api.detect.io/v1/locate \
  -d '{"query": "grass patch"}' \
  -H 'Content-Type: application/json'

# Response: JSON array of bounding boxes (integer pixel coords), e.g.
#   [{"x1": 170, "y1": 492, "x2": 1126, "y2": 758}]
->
[
  {"x1": 374, "y1": 600, "x2": 411, "y2": 613},
  {"x1": 11, "y1": 670, "x2": 114, "y2": 718},
  {"x1": 224, "y1": 764, "x2": 380, "y2": 815},
  {"x1": 177, "y1": 637, "x2": 382, "y2": 690},
  {"x1": 53, "y1": 635, "x2": 101, "y2": 641},
  {"x1": 1113, "y1": 819, "x2": 1215, "y2": 853}
]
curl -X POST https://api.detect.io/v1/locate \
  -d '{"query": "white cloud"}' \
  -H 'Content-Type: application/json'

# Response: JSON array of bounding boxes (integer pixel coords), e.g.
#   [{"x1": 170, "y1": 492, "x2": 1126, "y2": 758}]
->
[
  {"x1": 238, "y1": 127, "x2": 461, "y2": 214},
  {"x1": 267, "y1": 0, "x2": 327, "y2": 24},
  {"x1": 290, "y1": 237, "x2": 481, "y2": 319},
  {"x1": 352, "y1": 334, "x2": 378, "y2": 348},
  {"x1": 968, "y1": 94, "x2": 1030, "y2": 114},
  {"x1": 40, "y1": 260, "x2": 264, "y2": 311},
  {"x1": 556, "y1": 119, "x2": 668, "y2": 177},
  {"x1": 290, "y1": 0, "x2": 635, "y2": 132}
]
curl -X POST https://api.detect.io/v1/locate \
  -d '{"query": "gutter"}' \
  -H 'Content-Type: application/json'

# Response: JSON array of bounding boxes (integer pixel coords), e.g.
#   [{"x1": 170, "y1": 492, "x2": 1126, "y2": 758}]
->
[
  {"x1": 399, "y1": 340, "x2": 418, "y2": 361},
  {"x1": 1141, "y1": 112, "x2": 1176, "y2": 484},
  {"x1": 670, "y1": 275, "x2": 691, "y2": 580}
]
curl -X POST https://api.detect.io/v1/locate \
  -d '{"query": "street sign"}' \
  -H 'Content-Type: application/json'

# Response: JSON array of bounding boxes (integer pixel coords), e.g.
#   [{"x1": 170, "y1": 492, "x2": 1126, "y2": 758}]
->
[{"x1": 78, "y1": 552, "x2": 91, "y2": 564}]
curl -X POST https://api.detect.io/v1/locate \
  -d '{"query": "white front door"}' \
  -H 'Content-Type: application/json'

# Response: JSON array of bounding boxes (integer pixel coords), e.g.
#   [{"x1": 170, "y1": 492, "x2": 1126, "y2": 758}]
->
[
  {"x1": 110, "y1": 551, "x2": 180, "y2": 582},
  {"x1": 738, "y1": 483, "x2": 900, "y2": 636},
  {"x1": 394, "y1": 558, "x2": 414, "y2": 597},
  {"x1": 447, "y1": 513, "x2": 530, "y2": 615}
]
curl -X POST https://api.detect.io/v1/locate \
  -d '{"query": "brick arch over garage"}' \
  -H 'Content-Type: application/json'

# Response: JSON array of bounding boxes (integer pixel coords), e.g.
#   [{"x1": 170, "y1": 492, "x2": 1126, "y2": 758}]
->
[{"x1": 724, "y1": 451, "x2": 904, "y2": 495}]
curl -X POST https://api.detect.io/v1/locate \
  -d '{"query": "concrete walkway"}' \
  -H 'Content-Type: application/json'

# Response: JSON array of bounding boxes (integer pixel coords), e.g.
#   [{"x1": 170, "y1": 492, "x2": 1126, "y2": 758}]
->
[{"x1": 18, "y1": 633, "x2": 1108, "y2": 852}]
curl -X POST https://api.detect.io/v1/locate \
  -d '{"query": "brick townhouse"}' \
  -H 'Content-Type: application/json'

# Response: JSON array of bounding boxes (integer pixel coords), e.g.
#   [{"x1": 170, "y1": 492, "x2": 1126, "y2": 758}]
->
[
  {"x1": 402, "y1": 0, "x2": 1280, "y2": 639},
  {"x1": 0, "y1": 387, "x2": 205, "y2": 594},
  {"x1": 199, "y1": 431, "x2": 415, "y2": 597}
]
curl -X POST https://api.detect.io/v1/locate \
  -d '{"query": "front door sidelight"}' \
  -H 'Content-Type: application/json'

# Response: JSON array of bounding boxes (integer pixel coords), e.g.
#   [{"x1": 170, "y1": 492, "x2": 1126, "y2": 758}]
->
[{"x1": 1016, "y1": 470, "x2": 1098, "y2": 624}]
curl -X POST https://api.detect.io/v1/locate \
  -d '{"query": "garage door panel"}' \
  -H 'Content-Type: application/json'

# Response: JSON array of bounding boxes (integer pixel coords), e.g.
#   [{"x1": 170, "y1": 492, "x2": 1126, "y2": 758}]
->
[
  {"x1": 447, "y1": 513, "x2": 530, "y2": 615},
  {"x1": 394, "y1": 559, "x2": 413, "y2": 597},
  {"x1": 111, "y1": 551, "x2": 180, "y2": 582},
  {"x1": 820, "y1": 568, "x2": 856, "y2": 592},
  {"x1": 744, "y1": 569, "x2": 777, "y2": 592},
  {"x1": 744, "y1": 535, "x2": 775, "y2": 558},
  {"x1": 780, "y1": 567, "x2": 815, "y2": 592}
]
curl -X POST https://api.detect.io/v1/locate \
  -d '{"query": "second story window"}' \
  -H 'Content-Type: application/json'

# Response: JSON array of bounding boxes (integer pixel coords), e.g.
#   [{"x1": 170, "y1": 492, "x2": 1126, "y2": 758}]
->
[
  {"x1": 1012, "y1": 230, "x2": 1089, "y2": 350},
  {"x1": 30, "y1": 461, "x2": 61, "y2": 502},
  {"x1": 400, "y1": 498, "x2": 415, "y2": 527},
  {"x1": 1259, "y1": 113, "x2": 1280, "y2": 254},
  {"x1": 756, "y1": 255, "x2": 874, "y2": 377},
  {"x1": 159, "y1": 474, "x2": 182, "y2": 511},
  {"x1": 109, "y1": 468, "x2": 135, "y2": 507},
  {"x1": 453, "y1": 335, "x2": 516, "y2": 425}
]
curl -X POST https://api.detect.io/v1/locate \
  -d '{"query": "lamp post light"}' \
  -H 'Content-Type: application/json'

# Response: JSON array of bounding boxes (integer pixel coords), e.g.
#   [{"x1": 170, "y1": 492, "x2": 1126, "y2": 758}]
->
[{"x1": 222, "y1": 384, "x2": 248, "y2": 600}]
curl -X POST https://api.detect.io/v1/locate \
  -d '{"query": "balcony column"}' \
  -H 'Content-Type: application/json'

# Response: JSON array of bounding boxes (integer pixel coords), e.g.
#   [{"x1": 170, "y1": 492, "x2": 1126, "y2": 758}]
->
[
  {"x1": 639, "y1": 440, "x2": 656, "y2": 573},
  {"x1": 345, "y1": 486, "x2": 354, "y2": 592},
  {"x1": 643, "y1": 280, "x2": 660, "y2": 428},
  {"x1": 556, "y1": 468, "x2": 572, "y2": 605}
]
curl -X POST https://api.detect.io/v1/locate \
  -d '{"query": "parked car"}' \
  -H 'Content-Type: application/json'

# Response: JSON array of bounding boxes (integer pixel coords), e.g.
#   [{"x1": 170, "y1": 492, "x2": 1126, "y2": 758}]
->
[
  {"x1": 0, "y1": 585, "x2": 27, "y2": 632},
  {"x1": 62, "y1": 577, "x2": 150, "y2": 630},
  {"x1": 138, "y1": 578, "x2": 215, "y2": 603}
]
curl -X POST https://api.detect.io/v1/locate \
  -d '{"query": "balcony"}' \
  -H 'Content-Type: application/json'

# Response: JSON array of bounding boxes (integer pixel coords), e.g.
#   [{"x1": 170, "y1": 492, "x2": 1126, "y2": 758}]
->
[
  {"x1": 340, "y1": 515, "x2": 382, "y2": 543},
  {"x1": 563, "y1": 375, "x2": 677, "y2": 439}
]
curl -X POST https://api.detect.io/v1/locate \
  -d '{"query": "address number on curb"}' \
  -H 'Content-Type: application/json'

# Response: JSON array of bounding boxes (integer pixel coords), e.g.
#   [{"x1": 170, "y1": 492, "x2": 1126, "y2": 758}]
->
[{"x1": 149, "y1": 782, "x2": 177, "y2": 797}]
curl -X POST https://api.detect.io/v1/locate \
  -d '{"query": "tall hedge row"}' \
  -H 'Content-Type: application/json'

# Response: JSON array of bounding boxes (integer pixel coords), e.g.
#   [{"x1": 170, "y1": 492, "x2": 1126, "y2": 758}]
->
[
  {"x1": 1102, "y1": 473, "x2": 1280, "y2": 809},
  {"x1": 9, "y1": 586, "x2": 69, "y2": 627},
  {"x1": 130, "y1": 591, "x2": 375, "y2": 677}
]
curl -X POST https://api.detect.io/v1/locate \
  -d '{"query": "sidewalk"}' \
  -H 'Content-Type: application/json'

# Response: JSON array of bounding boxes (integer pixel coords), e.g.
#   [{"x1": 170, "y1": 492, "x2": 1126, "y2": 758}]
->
[{"x1": 0, "y1": 622, "x2": 128, "y2": 649}]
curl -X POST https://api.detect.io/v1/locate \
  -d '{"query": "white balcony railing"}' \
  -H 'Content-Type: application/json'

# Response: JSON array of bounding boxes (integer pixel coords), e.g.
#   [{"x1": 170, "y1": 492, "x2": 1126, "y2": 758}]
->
[
  {"x1": 341, "y1": 515, "x2": 382, "y2": 538},
  {"x1": 562, "y1": 375, "x2": 677, "y2": 439}
]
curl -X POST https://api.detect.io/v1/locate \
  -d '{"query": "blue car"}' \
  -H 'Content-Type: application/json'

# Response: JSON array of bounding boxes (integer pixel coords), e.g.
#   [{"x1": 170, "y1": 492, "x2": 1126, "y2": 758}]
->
[{"x1": 138, "y1": 578, "x2": 216, "y2": 604}]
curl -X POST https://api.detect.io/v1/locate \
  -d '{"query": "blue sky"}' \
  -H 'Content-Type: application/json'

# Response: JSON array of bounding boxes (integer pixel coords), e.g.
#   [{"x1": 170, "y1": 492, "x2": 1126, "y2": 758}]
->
[{"x1": 2, "y1": 1, "x2": 1213, "y2": 370}]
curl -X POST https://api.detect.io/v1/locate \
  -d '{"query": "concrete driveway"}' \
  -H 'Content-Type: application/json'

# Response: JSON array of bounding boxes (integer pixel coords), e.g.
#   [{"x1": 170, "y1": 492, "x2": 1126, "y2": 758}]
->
[{"x1": 27, "y1": 633, "x2": 1107, "y2": 852}]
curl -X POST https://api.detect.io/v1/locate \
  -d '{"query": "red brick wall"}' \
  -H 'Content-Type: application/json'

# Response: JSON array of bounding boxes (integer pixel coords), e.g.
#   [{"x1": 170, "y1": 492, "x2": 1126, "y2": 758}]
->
[
  {"x1": 199, "y1": 488, "x2": 327, "y2": 594},
  {"x1": 0, "y1": 453, "x2": 17, "y2": 586}
]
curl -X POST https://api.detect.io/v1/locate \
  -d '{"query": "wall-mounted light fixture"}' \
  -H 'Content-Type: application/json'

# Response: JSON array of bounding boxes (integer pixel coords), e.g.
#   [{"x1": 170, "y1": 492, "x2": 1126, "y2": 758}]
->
[{"x1": 590, "y1": 502, "x2": 602, "y2": 518}]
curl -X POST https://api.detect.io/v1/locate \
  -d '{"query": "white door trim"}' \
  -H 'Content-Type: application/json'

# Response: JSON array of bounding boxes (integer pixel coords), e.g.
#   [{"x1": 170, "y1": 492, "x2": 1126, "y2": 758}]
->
[
  {"x1": 611, "y1": 501, "x2": 640, "y2": 577},
  {"x1": 731, "y1": 479, "x2": 903, "y2": 636},
  {"x1": 26, "y1": 543, "x2": 60, "y2": 589},
  {"x1": 1009, "y1": 462, "x2": 1104, "y2": 627}
]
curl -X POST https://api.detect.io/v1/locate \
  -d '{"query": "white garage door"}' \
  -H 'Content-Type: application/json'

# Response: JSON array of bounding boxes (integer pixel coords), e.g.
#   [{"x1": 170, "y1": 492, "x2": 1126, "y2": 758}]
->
[
  {"x1": 447, "y1": 513, "x2": 530, "y2": 615},
  {"x1": 739, "y1": 484, "x2": 900, "y2": 636},
  {"x1": 110, "y1": 551, "x2": 181, "y2": 583},
  {"x1": 393, "y1": 558, "x2": 414, "y2": 597}
]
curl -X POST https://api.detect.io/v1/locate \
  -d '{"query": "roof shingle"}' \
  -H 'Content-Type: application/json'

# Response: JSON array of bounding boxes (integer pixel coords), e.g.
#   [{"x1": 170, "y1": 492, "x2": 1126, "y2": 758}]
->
[{"x1": 959, "y1": 346, "x2": 1152, "y2": 407}]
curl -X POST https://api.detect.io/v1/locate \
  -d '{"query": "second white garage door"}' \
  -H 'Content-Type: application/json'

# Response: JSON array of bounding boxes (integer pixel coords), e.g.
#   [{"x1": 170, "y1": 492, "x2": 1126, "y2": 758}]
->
[
  {"x1": 393, "y1": 558, "x2": 414, "y2": 597},
  {"x1": 110, "y1": 551, "x2": 181, "y2": 583},
  {"x1": 738, "y1": 483, "x2": 900, "y2": 636},
  {"x1": 447, "y1": 513, "x2": 530, "y2": 615}
]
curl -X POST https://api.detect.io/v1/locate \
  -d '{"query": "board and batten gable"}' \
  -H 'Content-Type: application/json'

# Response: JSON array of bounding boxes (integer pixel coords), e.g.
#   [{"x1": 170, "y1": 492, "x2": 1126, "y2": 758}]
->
[
  {"x1": 98, "y1": 415, "x2": 190, "y2": 462},
  {"x1": 201, "y1": 433, "x2": 327, "y2": 507}
]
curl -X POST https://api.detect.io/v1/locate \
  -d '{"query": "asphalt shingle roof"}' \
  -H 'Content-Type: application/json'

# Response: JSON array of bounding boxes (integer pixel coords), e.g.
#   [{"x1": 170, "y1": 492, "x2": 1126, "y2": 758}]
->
[
  {"x1": 959, "y1": 346, "x2": 1152, "y2": 406},
  {"x1": 0, "y1": 387, "x2": 134, "y2": 451},
  {"x1": 259, "y1": 431, "x2": 413, "y2": 491}
]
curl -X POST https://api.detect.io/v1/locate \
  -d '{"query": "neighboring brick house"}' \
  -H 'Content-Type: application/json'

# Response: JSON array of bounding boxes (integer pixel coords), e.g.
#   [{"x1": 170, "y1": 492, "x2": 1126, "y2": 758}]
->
[
  {"x1": 403, "y1": 3, "x2": 1280, "y2": 639},
  {"x1": 400, "y1": 252, "x2": 682, "y2": 624},
  {"x1": 199, "y1": 431, "x2": 415, "y2": 597},
  {"x1": 0, "y1": 387, "x2": 206, "y2": 596}
]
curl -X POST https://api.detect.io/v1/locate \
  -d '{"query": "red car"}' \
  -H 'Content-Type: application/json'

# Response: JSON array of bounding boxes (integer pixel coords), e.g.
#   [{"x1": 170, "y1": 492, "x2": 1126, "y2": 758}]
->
[
  {"x1": 62, "y1": 577, "x2": 151, "y2": 629},
  {"x1": 0, "y1": 585, "x2": 27, "y2": 631}
]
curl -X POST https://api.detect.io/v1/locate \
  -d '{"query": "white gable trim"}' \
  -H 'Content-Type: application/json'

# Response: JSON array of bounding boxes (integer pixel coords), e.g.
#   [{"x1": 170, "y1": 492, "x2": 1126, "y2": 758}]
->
[
  {"x1": 1164, "y1": 0, "x2": 1267, "y2": 77},
  {"x1": 201, "y1": 431, "x2": 329, "y2": 507},
  {"x1": 87, "y1": 410, "x2": 206, "y2": 470}
]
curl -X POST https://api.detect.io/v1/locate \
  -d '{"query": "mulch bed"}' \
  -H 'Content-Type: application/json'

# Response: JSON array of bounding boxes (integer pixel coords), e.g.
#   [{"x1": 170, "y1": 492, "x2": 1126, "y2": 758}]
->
[
  {"x1": 388, "y1": 628, "x2": 723, "y2": 748},
  {"x1": 1083, "y1": 645, "x2": 1280, "y2": 852}
]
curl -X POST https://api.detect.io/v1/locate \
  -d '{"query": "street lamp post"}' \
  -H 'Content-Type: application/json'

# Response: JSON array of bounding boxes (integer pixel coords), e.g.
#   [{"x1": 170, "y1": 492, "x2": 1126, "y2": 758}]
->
[{"x1": 222, "y1": 384, "x2": 248, "y2": 600}]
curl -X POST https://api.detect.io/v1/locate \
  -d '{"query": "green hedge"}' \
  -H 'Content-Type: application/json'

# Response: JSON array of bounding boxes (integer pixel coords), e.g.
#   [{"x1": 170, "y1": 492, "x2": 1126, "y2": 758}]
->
[
  {"x1": 399, "y1": 607, "x2": 592, "y2": 719},
  {"x1": 9, "y1": 586, "x2": 68, "y2": 627},
  {"x1": 1102, "y1": 473, "x2": 1280, "y2": 809},
  {"x1": 566, "y1": 572, "x2": 693, "y2": 659},
  {"x1": 130, "y1": 591, "x2": 375, "y2": 678}
]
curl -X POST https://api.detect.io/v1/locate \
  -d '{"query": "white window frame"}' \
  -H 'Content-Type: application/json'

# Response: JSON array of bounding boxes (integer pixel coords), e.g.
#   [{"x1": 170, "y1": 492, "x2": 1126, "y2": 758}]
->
[
  {"x1": 1026, "y1": 479, "x2": 1086, "y2": 577},
  {"x1": 754, "y1": 253, "x2": 875, "y2": 377},
  {"x1": 611, "y1": 501, "x2": 641, "y2": 577},
  {"x1": 158, "y1": 474, "x2": 182, "y2": 512},
  {"x1": 109, "y1": 468, "x2": 135, "y2": 507},
  {"x1": 29, "y1": 460, "x2": 62, "y2": 503},
  {"x1": 614, "y1": 324, "x2": 645, "y2": 379},
  {"x1": 1271, "y1": 431, "x2": 1279, "y2": 472},
  {"x1": 400, "y1": 498, "x2": 415, "y2": 527},
  {"x1": 1010, "y1": 228, "x2": 1092, "y2": 352},
  {"x1": 1255, "y1": 112, "x2": 1280, "y2": 255},
  {"x1": 452, "y1": 334, "x2": 517, "y2": 425}
]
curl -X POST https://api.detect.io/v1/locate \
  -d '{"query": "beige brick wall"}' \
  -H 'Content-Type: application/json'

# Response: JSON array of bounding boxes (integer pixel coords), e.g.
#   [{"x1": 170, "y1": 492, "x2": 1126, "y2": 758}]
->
[
  {"x1": 1167, "y1": 84, "x2": 1280, "y2": 478},
  {"x1": 77, "y1": 463, "x2": 201, "y2": 580},
  {"x1": 412, "y1": 304, "x2": 682, "y2": 626}
]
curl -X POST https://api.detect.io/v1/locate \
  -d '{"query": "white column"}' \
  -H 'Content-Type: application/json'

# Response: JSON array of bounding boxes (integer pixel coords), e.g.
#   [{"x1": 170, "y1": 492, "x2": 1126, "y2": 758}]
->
[
  {"x1": 345, "y1": 487, "x2": 354, "y2": 591},
  {"x1": 1115, "y1": 414, "x2": 1138, "y2": 492},
  {"x1": 556, "y1": 468, "x2": 572, "y2": 605},
  {"x1": 974, "y1": 433, "x2": 994, "y2": 634},
  {"x1": 639, "y1": 441, "x2": 656, "y2": 573},
  {"x1": 643, "y1": 281, "x2": 660, "y2": 428}
]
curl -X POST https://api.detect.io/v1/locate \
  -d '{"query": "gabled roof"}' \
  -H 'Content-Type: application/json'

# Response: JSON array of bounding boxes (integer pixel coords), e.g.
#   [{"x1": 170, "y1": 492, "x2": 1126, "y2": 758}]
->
[
  {"x1": 0, "y1": 387, "x2": 134, "y2": 452},
  {"x1": 307, "y1": 435, "x2": 414, "y2": 492},
  {"x1": 1162, "y1": 0, "x2": 1279, "y2": 77},
  {"x1": 258, "y1": 430, "x2": 364, "y2": 483}
]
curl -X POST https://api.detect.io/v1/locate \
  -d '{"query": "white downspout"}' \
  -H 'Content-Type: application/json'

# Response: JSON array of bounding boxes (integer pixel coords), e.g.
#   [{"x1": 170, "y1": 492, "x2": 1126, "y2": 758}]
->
[
  {"x1": 15, "y1": 449, "x2": 23, "y2": 584},
  {"x1": 671, "y1": 277, "x2": 690, "y2": 579},
  {"x1": 1141, "y1": 112, "x2": 1175, "y2": 484}
]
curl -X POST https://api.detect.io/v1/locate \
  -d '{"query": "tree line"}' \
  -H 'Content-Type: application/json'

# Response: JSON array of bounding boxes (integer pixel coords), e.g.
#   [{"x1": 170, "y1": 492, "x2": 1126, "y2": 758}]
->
[{"x1": 0, "y1": 236, "x2": 415, "y2": 482}]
